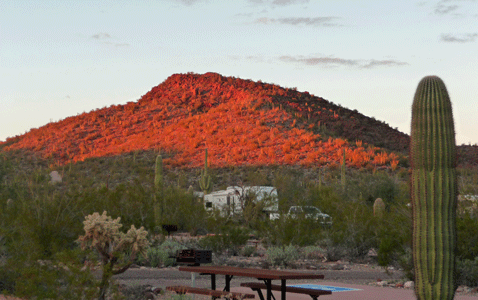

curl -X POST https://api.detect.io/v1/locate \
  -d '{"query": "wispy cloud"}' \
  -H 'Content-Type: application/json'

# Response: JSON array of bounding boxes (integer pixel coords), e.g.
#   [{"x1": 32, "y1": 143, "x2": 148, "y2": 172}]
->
[
  {"x1": 434, "y1": 3, "x2": 459, "y2": 14},
  {"x1": 91, "y1": 33, "x2": 111, "y2": 40},
  {"x1": 279, "y1": 55, "x2": 408, "y2": 69},
  {"x1": 90, "y1": 33, "x2": 130, "y2": 47},
  {"x1": 248, "y1": 0, "x2": 309, "y2": 6},
  {"x1": 170, "y1": 0, "x2": 206, "y2": 5},
  {"x1": 361, "y1": 59, "x2": 409, "y2": 69},
  {"x1": 280, "y1": 55, "x2": 358, "y2": 66},
  {"x1": 255, "y1": 16, "x2": 341, "y2": 26},
  {"x1": 433, "y1": 0, "x2": 477, "y2": 15},
  {"x1": 441, "y1": 33, "x2": 478, "y2": 42}
]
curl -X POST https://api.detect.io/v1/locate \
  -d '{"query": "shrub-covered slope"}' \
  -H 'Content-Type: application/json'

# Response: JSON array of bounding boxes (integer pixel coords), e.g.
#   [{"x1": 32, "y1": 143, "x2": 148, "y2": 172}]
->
[{"x1": 1, "y1": 72, "x2": 475, "y2": 168}]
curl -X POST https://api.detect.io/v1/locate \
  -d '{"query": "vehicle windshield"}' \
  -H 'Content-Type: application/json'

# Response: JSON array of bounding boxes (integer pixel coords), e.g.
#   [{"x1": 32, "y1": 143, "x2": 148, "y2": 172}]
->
[{"x1": 303, "y1": 206, "x2": 321, "y2": 214}]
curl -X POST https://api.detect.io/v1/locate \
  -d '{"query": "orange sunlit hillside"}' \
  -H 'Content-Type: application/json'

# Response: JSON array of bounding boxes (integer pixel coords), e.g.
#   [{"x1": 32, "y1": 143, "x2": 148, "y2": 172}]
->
[{"x1": 0, "y1": 72, "x2": 449, "y2": 169}]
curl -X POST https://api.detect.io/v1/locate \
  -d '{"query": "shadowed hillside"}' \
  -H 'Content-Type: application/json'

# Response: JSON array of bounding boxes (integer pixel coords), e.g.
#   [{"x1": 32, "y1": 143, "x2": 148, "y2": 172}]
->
[{"x1": 1, "y1": 72, "x2": 476, "y2": 169}]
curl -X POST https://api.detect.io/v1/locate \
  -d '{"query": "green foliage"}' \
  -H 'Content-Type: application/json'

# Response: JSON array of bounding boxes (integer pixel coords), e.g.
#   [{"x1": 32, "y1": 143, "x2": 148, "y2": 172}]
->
[
  {"x1": 263, "y1": 217, "x2": 325, "y2": 247},
  {"x1": 456, "y1": 257, "x2": 478, "y2": 287},
  {"x1": 1, "y1": 248, "x2": 98, "y2": 299},
  {"x1": 301, "y1": 245, "x2": 326, "y2": 260},
  {"x1": 410, "y1": 76, "x2": 457, "y2": 300},
  {"x1": 146, "y1": 239, "x2": 186, "y2": 267},
  {"x1": 198, "y1": 225, "x2": 250, "y2": 255},
  {"x1": 240, "y1": 245, "x2": 257, "y2": 257},
  {"x1": 266, "y1": 244, "x2": 299, "y2": 267},
  {"x1": 456, "y1": 206, "x2": 478, "y2": 260}
]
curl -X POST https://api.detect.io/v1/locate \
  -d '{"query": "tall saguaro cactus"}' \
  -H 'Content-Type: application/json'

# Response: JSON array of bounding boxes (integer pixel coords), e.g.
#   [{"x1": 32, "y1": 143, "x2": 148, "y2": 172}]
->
[
  {"x1": 341, "y1": 148, "x2": 346, "y2": 191},
  {"x1": 199, "y1": 149, "x2": 212, "y2": 194},
  {"x1": 411, "y1": 76, "x2": 457, "y2": 300},
  {"x1": 154, "y1": 155, "x2": 164, "y2": 225}
]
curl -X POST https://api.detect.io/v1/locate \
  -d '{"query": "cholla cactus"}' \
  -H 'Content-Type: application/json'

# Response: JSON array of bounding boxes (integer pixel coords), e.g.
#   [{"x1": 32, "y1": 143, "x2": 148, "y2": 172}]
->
[{"x1": 78, "y1": 211, "x2": 149, "y2": 300}]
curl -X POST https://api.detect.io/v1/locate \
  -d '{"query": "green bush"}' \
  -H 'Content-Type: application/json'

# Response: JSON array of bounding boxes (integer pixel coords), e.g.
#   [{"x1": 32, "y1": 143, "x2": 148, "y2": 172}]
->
[
  {"x1": 266, "y1": 244, "x2": 299, "y2": 267},
  {"x1": 198, "y1": 226, "x2": 250, "y2": 255},
  {"x1": 241, "y1": 245, "x2": 257, "y2": 257},
  {"x1": 456, "y1": 206, "x2": 478, "y2": 260},
  {"x1": 152, "y1": 239, "x2": 186, "y2": 267},
  {"x1": 1, "y1": 248, "x2": 98, "y2": 299},
  {"x1": 456, "y1": 257, "x2": 478, "y2": 287},
  {"x1": 301, "y1": 245, "x2": 326, "y2": 260},
  {"x1": 375, "y1": 205, "x2": 411, "y2": 268}
]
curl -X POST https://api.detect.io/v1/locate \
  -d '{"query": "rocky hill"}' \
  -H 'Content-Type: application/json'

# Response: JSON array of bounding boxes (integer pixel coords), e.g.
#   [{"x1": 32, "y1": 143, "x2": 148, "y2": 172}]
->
[{"x1": 1, "y1": 72, "x2": 476, "y2": 169}]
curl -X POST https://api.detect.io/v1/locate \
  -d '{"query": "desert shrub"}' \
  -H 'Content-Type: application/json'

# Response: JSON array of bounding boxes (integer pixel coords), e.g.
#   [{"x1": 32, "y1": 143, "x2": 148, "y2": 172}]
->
[
  {"x1": 320, "y1": 200, "x2": 377, "y2": 261},
  {"x1": 261, "y1": 217, "x2": 324, "y2": 247},
  {"x1": 1, "y1": 248, "x2": 98, "y2": 299},
  {"x1": 198, "y1": 225, "x2": 250, "y2": 255},
  {"x1": 0, "y1": 179, "x2": 85, "y2": 259},
  {"x1": 456, "y1": 257, "x2": 478, "y2": 287},
  {"x1": 456, "y1": 205, "x2": 478, "y2": 260},
  {"x1": 301, "y1": 245, "x2": 326, "y2": 260},
  {"x1": 396, "y1": 246, "x2": 414, "y2": 281},
  {"x1": 375, "y1": 204, "x2": 411, "y2": 268},
  {"x1": 156, "y1": 185, "x2": 207, "y2": 234},
  {"x1": 151, "y1": 239, "x2": 185, "y2": 267},
  {"x1": 266, "y1": 244, "x2": 299, "y2": 267},
  {"x1": 240, "y1": 245, "x2": 257, "y2": 257}
]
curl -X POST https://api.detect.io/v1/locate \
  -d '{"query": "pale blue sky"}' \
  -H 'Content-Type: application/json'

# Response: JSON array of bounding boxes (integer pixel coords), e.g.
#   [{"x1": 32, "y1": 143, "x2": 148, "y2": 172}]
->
[{"x1": 1, "y1": 0, "x2": 477, "y2": 145}]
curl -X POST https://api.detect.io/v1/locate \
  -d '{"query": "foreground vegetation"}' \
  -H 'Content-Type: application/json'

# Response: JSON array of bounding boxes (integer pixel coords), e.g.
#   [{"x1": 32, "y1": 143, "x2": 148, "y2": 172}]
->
[{"x1": 1, "y1": 150, "x2": 478, "y2": 298}]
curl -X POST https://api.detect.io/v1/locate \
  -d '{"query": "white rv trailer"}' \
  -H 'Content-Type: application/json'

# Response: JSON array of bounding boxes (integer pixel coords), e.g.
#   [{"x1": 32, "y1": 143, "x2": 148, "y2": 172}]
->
[{"x1": 203, "y1": 186, "x2": 278, "y2": 217}]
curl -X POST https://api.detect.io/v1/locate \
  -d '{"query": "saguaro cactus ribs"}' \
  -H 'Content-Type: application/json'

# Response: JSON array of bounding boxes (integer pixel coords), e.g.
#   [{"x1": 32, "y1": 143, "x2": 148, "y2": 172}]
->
[{"x1": 410, "y1": 76, "x2": 457, "y2": 300}]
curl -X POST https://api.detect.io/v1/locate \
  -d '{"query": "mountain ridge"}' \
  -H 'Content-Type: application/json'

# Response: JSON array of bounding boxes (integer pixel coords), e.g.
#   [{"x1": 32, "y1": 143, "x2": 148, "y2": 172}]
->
[{"x1": 1, "y1": 72, "x2": 476, "y2": 168}]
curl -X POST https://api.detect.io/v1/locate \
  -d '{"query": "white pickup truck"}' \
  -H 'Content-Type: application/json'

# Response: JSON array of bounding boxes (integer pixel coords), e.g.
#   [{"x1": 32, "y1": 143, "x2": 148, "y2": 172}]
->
[{"x1": 270, "y1": 206, "x2": 333, "y2": 227}]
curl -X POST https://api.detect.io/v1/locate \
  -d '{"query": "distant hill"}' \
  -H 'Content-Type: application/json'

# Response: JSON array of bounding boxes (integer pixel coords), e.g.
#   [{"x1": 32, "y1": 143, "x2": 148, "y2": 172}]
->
[{"x1": 1, "y1": 72, "x2": 476, "y2": 169}]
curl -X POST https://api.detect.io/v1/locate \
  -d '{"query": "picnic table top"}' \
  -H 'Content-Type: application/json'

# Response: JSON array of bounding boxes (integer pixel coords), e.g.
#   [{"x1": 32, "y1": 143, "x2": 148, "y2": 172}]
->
[{"x1": 178, "y1": 265, "x2": 324, "y2": 280}]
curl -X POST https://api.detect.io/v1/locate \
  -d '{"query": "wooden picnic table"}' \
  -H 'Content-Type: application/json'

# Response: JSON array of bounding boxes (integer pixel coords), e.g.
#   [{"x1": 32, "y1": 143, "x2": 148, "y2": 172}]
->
[{"x1": 178, "y1": 265, "x2": 328, "y2": 300}]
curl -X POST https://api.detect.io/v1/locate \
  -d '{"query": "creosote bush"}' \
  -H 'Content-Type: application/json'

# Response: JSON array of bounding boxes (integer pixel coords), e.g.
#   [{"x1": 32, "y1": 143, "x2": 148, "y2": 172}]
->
[{"x1": 266, "y1": 244, "x2": 299, "y2": 267}]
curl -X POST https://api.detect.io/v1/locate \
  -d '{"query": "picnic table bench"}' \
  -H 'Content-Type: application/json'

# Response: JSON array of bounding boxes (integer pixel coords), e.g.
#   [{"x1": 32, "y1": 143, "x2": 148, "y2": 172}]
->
[
  {"x1": 240, "y1": 282, "x2": 332, "y2": 300},
  {"x1": 173, "y1": 265, "x2": 330, "y2": 300},
  {"x1": 166, "y1": 285, "x2": 255, "y2": 299}
]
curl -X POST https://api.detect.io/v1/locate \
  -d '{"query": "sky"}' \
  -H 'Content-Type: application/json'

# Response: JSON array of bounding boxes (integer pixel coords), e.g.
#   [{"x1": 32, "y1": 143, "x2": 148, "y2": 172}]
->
[{"x1": 1, "y1": 0, "x2": 478, "y2": 145}]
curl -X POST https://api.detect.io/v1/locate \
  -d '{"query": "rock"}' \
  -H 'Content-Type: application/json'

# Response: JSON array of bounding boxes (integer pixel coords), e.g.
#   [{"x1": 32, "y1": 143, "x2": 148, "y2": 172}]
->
[
  {"x1": 49, "y1": 171, "x2": 62, "y2": 183},
  {"x1": 377, "y1": 281, "x2": 388, "y2": 286},
  {"x1": 368, "y1": 248, "x2": 378, "y2": 257},
  {"x1": 404, "y1": 281, "x2": 414, "y2": 289},
  {"x1": 331, "y1": 264, "x2": 344, "y2": 270}
]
